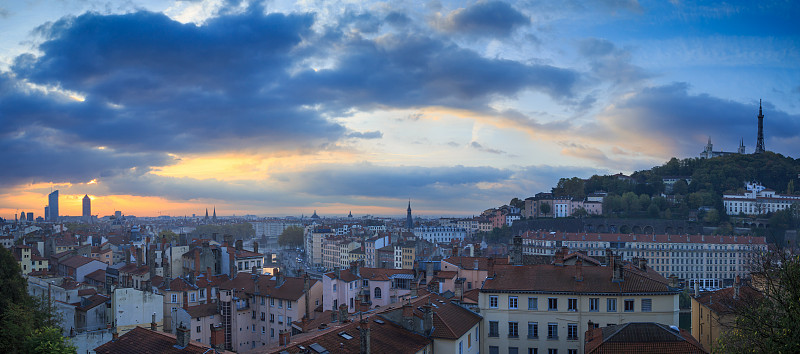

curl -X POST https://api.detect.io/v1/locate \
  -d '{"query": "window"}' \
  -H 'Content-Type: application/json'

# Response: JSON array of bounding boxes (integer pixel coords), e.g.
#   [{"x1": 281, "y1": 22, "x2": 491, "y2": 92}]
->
[
  {"x1": 171, "y1": 294, "x2": 177, "y2": 303},
  {"x1": 196, "y1": 326, "x2": 201, "y2": 333},
  {"x1": 528, "y1": 349, "x2": 538, "y2": 354},
  {"x1": 262, "y1": 326, "x2": 265, "y2": 334},
  {"x1": 567, "y1": 323, "x2": 578, "y2": 340},
  {"x1": 528, "y1": 297, "x2": 538, "y2": 310},
  {"x1": 607, "y1": 298, "x2": 617, "y2": 312},
  {"x1": 489, "y1": 321, "x2": 499, "y2": 337},
  {"x1": 489, "y1": 346, "x2": 499, "y2": 354},
  {"x1": 547, "y1": 323, "x2": 558, "y2": 339},
  {"x1": 190, "y1": 293, "x2": 196, "y2": 302},
  {"x1": 270, "y1": 328, "x2": 274, "y2": 337},
  {"x1": 641, "y1": 299, "x2": 652, "y2": 312},
  {"x1": 374, "y1": 287, "x2": 382, "y2": 299},
  {"x1": 278, "y1": 299, "x2": 283, "y2": 308},
  {"x1": 589, "y1": 298, "x2": 599, "y2": 311},
  {"x1": 200, "y1": 289, "x2": 205, "y2": 298},
  {"x1": 528, "y1": 322, "x2": 538, "y2": 338},
  {"x1": 270, "y1": 298, "x2": 275, "y2": 307},
  {"x1": 363, "y1": 279, "x2": 369, "y2": 287},
  {"x1": 287, "y1": 301, "x2": 292, "y2": 310},
  {"x1": 489, "y1": 295, "x2": 498, "y2": 308},
  {"x1": 548, "y1": 298, "x2": 558, "y2": 311},
  {"x1": 568, "y1": 350, "x2": 577, "y2": 354},
  {"x1": 508, "y1": 322, "x2": 519, "y2": 338},
  {"x1": 509, "y1": 296, "x2": 518, "y2": 309},
  {"x1": 548, "y1": 349, "x2": 557, "y2": 354},
  {"x1": 333, "y1": 284, "x2": 337, "y2": 292},
  {"x1": 261, "y1": 312, "x2": 265, "y2": 321},
  {"x1": 567, "y1": 298, "x2": 577, "y2": 311},
  {"x1": 270, "y1": 314, "x2": 274, "y2": 323},
  {"x1": 624, "y1": 299, "x2": 634, "y2": 312},
  {"x1": 509, "y1": 348, "x2": 519, "y2": 354},
  {"x1": 459, "y1": 341, "x2": 463, "y2": 354}
]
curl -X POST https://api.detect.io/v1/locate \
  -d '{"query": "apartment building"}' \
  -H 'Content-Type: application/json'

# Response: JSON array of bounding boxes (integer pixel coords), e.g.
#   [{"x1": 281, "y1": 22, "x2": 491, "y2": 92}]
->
[
  {"x1": 306, "y1": 227, "x2": 334, "y2": 267},
  {"x1": 413, "y1": 226, "x2": 467, "y2": 244},
  {"x1": 522, "y1": 231, "x2": 766, "y2": 288},
  {"x1": 217, "y1": 271, "x2": 322, "y2": 352},
  {"x1": 691, "y1": 281, "x2": 760, "y2": 352},
  {"x1": 323, "y1": 262, "x2": 414, "y2": 312},
  {"x1": 480, "y1": 256, "x2": 679, "y2": 354},
  {"x1": 723, "y1": 181, "x2": 800, "y2": 215}
]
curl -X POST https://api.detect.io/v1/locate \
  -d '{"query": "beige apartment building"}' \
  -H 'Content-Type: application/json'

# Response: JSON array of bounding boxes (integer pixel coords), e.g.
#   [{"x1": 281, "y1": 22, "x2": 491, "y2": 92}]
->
[{"x1": 480, "y1": 256, "x2": 679, "y2": 354}]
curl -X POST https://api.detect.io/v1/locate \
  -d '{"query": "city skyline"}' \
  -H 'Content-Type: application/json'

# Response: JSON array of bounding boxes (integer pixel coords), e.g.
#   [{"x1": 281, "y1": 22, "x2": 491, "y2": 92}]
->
[{"x1": 1, "y1": 0, "x2": 799, "y2": 219}]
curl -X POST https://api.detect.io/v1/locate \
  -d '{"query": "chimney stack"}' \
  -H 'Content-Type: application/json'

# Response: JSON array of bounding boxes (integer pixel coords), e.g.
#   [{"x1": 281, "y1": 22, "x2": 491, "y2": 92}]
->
[
  {"x1": 175, "y1": 322, "x2": 190, "y2": 348},
  {"x1": 487, "y1": 257, "x2": 495, "y2": 278},
  {"x1": 235, "y1": 239, "x2": 243, "y2": 251},
  {"x1": 275, "y1": 268, "x2": 285, "y2": 287},
  {"x1": 212, "y1": 233, "x2": 218, "y2": 243},
  {"x1": 304, "y1": 272, "x2": 311, "y2": 321},
  {"x1": 694, "y1": 281, "x2": 699, "y2": 297},
  {"x1": 401, "y1": 300, "x2": 414, "y2": 331},
  {"x1": 253, "y1": 241, "x2": 259, "y2": 254},
  {"x1": 734, "y1": 275, "x2": 741, "y2": 299},
  {"x1": 359, "y1": 317, "x2": 371, "y2": 354},
  {"x1": 605, "y1": 248, "x2": 613, "y2": 266},
  {"x1": 554, "y1": 247, "x2": 565, "y2": 266},
  {"x1": 339, "y1": 304, "x2": 349, "y2": 323},
  {"x1": 575, "y1": 259, "x2": 583, "y2": 282},
  {"x1": 223, "y1": 234, "x2": 233, "y2": 247},
  {"x1": 150, "y1": 312, "x2": 157, "y2": 330},
  {"x1": 423, "y1": 303, "x2": 433, "y2": 335},
  {"x1": 135, "y1": 247, "x2": 143, "y2": 267}
]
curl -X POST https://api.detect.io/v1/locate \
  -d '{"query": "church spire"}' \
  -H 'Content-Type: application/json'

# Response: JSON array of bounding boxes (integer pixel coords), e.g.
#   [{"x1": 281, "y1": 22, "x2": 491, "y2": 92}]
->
[
  {"x1": 205, "y1": 208, "x2": 209, "y2": 220},
  {"x1": 212, "y1": 206, "x2": 216, "y2": 220},
  {"x1": 406, "y1": 200, "x2": 413, "y2": 230}
]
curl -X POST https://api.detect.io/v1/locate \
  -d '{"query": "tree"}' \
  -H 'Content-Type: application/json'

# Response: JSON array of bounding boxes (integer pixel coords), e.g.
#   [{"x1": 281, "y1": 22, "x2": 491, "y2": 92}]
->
[
  {"x1": 278, "y1": 226, "x2": 304, "y2": 248},
  {"x1": 539, "y1": 202, "x2": 551, "y2": 216},
  {"x1": 509, "y1": 198, "x2": 525, "y2": 210},
  {"x1": 572, "y1": 207, "x2": 589, "y2": 218},
  {"x1": 672, "y1": 179, "x2": 689, "y2": 195},
  {"x1": 23, "y1": 327, "x2": 76, "y2": 354},
  {"x1": 0, "y1": 247, "x2": 28, "y2": 319},
  {"x1": 704, "y1": 209, "x2": 720, "y2": 225},
  {"x1": 647, "y1": 203, "x2": 660, "y2": 218},
  {"x1": 158, "y1": 230, "x2": 179, "y2": 243},
  {"x1": 716, "y1": 251, "x2": 800, "y2": 353}
]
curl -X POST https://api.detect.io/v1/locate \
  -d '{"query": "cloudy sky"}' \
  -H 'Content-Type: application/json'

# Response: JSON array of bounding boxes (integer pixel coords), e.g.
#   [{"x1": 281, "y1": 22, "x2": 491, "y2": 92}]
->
[{"x1": 1, "y1": 0, "x2": 798, "y2": 219}]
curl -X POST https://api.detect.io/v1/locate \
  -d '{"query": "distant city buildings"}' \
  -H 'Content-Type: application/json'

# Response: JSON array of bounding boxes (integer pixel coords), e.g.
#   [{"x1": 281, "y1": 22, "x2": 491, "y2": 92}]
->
[
  {"x1": 47, "y1": 190, "x2": 59, "y2": 221},
  {"x1": 83, "y1": 194, "x2": 91, "y2": 217},
  {"x1": 723, "y1": 181, "x2": 800, "y2": 216}
]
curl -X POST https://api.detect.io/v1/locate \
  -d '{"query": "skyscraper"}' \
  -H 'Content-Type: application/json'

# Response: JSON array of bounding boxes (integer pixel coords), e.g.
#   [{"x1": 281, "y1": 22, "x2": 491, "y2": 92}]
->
[
  {"x1": 755, "y1": 100, "x2": 765, "y2": 154},
  {"x1": 83, "y1": 194, "x2": 91, "y2": 217},
  {"x1": 48, "y1": 190, "x2": 59, "y2": 221}
]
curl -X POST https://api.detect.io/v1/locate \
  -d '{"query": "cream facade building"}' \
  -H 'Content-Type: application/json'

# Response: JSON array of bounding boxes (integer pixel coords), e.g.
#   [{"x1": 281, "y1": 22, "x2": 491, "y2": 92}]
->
[{"x1": 480, "y1": 258, "x2": 679, "y2": 354}]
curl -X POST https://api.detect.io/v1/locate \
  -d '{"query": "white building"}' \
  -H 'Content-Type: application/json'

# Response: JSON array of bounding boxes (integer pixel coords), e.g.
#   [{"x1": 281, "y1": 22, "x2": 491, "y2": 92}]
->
[
  {"x1": 413, "y1": 226, "x2": 466, "y2": 244},
  {"x1": 723, "y1": 181, "x2": 800, "y2": 215},
  {"x1": 521, "y1": 231, "x2": 767, "y2": 289}
]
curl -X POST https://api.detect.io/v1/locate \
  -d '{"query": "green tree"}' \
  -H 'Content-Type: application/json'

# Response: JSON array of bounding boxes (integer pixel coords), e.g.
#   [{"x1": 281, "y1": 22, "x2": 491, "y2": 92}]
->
[
  {"x1": 552, "y1": 177, "x2": 586, "y2": 200},
  {"x1": 647, "y1": 203, "x2": 660, "y2": 218},
  {"x1": 672, "y1": 179, "x2": 689, "y2": 195},
  {"x1": 23, "y1": 327, "x2": 76, "y2": 354},
  {"x1": 0, "y1": 247, "x2": 28, "y2": 319},
  {"x1": 703, "y1": 209, "x2": 720, "y2": 225},
  {"x1": 716, "y1": 251, "x2": 800, "y2": 353},
  {"x1": 572, "y1": 207, "x2": 589, "y2": 218},
  {"x1": 158, "y1": 230, "x2": 179, "y2": 243},
  {"x1": 539, "y1": 202, "x2": 551, "y2": 216},
  {"x1": 509, "y1": 198, "x2": 525, "y2": 210},
  {"x1": 278, "y1": 226, "x2": 304, "y2": 248}
]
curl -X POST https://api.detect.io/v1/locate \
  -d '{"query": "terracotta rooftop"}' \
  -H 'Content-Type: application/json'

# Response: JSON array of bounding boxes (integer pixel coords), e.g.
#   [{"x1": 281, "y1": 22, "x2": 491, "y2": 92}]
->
[
  {"x1": 694, "y1": 284, "x2": 761, "y2": 315},
  {"x1": 428, "y1": 299, "x2": 482, "y2": 340},
  {"x1": 442, "y1": 256, "x2": 509, "y2": 271},
  {"x1": 186, "y1": 302, "x2": 219, "y2": 318},
  {"x1": 324, "y1": 267, "x2": 414, "y2": 283},
  {"x1": 261, "y1": 315, "x2": 432, "y2": 354},
  {"x1": 585, "y1": 322, "x2": 707, "y2": 354},
  {"x1": 84, "y1": 269, "x2": 106, "y2": 283},
  {"x1": 522, "y1": 230, "x2": 766, "y2": 245},
  {"x1": 94, "y1": 326, "x2": 230, "y2": 354},
  {"x1": 60, "y1": 255, "x2": 99, "y2": 269},
  {"x1": 76, "y1": 294, "x2": 109, "y2": 311},
  {"x1": 219, "y1": 273, "x2": 318, "y2": 301},
  {"x1": 482, "y1": 263, "x2": 677, "y2": 295}
]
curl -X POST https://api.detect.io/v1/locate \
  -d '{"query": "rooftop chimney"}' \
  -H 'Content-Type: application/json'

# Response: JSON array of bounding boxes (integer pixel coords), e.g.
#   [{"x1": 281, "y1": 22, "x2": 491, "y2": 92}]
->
[
  {"x1": 554, "y1": 248, "x2": 565, "y2": 266},
  {"x1": 575, "y1": 259, "x2": 583, "y2": 282},
  {"x1": 423, "y1": 303, "x2": 433, "y2": 335},
  {"x1": 605, "y1": 248, "x2": 613, "y2": 266},
  {"x1": 175, "y1": 322, "x2": 190, "y2": 348},
  {"x1": 694, "y1": 281, "x2": 699, "y2": 297},
  {"x1": 223, "y1": 234, "x2": 233, "y2": 247},
  {"x1": 304, "y1": 272, "x2": 311, "y2": 321},
  {"x1": 253, "y1": 241, "x2": 259, "y2": 254},
  {"x1": 150, "y1": 312, "x2": 157, "y2": 330},
  {"x1": 135, "y1": 247, "x2": 143, "y2": 267},
  {"x1": 339, "y1": 304, "x2": 349, "y2": 323},
  {"x1": 611, "y1": 255, "x2": 623, "y2": 282},
  {"x1": 359, "y1": 317, "x2": 371, "y2": 354},
  {"x1": 401, "y1": 300, "x2": 414, "y2": 331},
  {"x1": 275, "y1": 268, "x2": 285, "y2": 287},
  {"x1": 235, "y1": 239, "x2": 243, "y2": 252},
  {"x1": 487, "y1": 257, "x2": 495, "y2": 278}
]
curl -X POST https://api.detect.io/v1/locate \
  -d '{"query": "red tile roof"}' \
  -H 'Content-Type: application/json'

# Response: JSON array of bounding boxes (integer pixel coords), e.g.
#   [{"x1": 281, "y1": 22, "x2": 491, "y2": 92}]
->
[
  {"x1": 429, "y1": 300, "x2": 481, "y2": 340},
  {"x1": 94, "y1": 326, "x2": 229, "y2": 353},
  {"x1": 262, "y1": 315, "x2": 431, "y2": 354},
  {"x1": 218, "y1": 273, "x2": 318, "y2": 301},
  {"x1": 85, "y1": 269, "x2": 106, "y2": 283},
  {"x1": 60, "y1": 255, "x2": 98, "y2": 269},
  {"x1": 585, "y1": 322, "x2": 707, "y2": 353},
  {"x1": 482, "y1": 263, "x2": 677, "y2": 294},
  {"x1": 694, "y1": 284, "x2": 761, "y2": 315},
  {"x1": 186, "y1": 302, "x2": 219, "y2": 318},
  {"x1": 324, "y1": 267, "x2": 414, "y2": 282}
]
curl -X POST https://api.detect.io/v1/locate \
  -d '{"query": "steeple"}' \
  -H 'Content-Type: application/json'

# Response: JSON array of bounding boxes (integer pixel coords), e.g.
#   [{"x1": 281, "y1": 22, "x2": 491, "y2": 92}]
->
[
  {"x1": 205, "y1": 208, "x2": 209, "y2": 220},
  {"x1": 406, "y1": 200, "x2": 413, "y2": 230},
  {"x1": 212, "y1": 206, "x2": 216, "y2": 220},
  {"x1": 754, "y1": 99, "x2": 765, "y2": 154},
  {"x1": 738, "y1": 138, "x2": 746, "y2": 154}
]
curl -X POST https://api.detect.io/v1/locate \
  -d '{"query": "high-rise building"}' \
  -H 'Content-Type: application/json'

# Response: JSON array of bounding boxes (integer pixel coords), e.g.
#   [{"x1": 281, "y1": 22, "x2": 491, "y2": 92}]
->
[
  {"x1": 26, "y1": 212, "x2": 33, "y2": 222},
  {"x1": 44, "y1": 206, "x2": 49, "y2": 220},
  {"x1": 82, "y1": 194, "x2": 91, "y2": 217},
  {"x1": 48, "y1": 190, "x2": 59, "y2": 221}
]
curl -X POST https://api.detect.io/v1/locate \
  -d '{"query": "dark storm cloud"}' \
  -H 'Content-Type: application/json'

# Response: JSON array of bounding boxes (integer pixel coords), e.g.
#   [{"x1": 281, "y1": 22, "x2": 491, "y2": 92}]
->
[
  {"x1": 603, "y1": 83, "x2": 800, "y2": 157},
  {"x1": 442, "y1": 1, "x2": 530, "y2": 37},
  {"x1": 470, "y1": 141, "x2": 507, "y2": 155},
  {"x1": 289, "y1": 34, "x2": 579, "y2": 112},
  {"x1": 578, "y1": 38, "x2": 649, "y2": 87},
  {"x1": 3, "y1": 3, "x2": 581, "y2": 188}
]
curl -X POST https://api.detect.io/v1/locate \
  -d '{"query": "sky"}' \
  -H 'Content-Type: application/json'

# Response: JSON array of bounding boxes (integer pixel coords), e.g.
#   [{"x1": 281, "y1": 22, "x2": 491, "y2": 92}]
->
[{"x1": 1, "y1": 0, "x2": 799, "y2": 219}]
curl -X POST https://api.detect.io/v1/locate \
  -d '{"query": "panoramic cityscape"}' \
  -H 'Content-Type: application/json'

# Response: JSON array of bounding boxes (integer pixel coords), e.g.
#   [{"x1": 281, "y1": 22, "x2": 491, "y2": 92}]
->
[{"x1": 1, "y1": 1, "x2": 799, "y2": 354}]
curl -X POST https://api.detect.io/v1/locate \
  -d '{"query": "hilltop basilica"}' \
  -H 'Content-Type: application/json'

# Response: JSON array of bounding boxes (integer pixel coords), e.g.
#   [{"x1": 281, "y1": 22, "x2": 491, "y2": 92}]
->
[{"x1": 699, "y1": 100, "x2": 767, "y2": 159}]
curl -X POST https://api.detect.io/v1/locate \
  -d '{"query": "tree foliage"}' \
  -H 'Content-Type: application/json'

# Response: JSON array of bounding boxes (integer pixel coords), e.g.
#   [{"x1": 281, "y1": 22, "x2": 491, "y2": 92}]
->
[
  {"x1": 716, "y1": 251, "x2": 800, "y2": 353},
  {"x1": 0, "y1": 248, "x2": 71, "y2": 353},
  {"x1": 278, "y1": 226, "x2": 304, "y2": 248}
]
